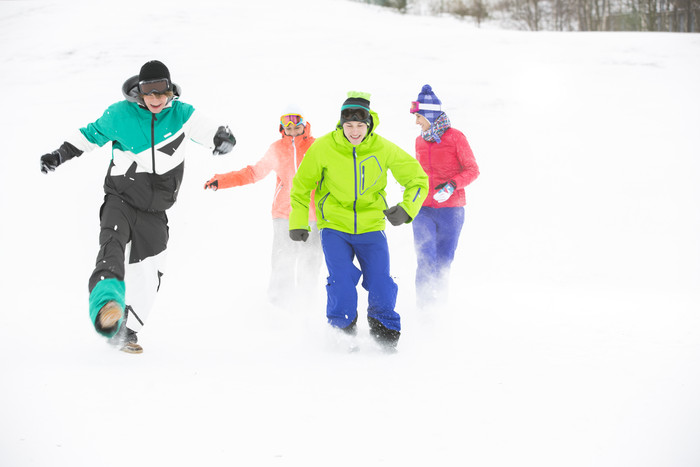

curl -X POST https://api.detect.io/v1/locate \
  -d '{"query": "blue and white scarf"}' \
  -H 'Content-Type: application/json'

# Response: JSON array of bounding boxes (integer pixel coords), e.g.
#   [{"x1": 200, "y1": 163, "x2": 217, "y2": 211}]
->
[{"x1": 421, "y1": 112, "x2": 451, "y2": 143}]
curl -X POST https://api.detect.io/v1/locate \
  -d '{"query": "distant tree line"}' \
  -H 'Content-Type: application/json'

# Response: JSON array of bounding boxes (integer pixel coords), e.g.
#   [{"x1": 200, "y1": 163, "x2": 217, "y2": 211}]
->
[{"x1": 354, "y1": 0, "x2": 699, "y2": 31}]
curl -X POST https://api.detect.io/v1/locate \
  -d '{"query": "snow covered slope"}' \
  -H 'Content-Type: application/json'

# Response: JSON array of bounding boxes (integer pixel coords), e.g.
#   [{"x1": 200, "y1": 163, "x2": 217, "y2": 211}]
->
[{"x1": 1, "y1": 1, "x2": 699, "y2": 466}]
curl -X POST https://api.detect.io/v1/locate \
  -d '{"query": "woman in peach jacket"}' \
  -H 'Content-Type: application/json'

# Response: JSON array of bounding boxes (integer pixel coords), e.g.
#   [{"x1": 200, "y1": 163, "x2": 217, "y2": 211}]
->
[{"x1": 205, "y1": 106, "x2": 322, "y2": 308}]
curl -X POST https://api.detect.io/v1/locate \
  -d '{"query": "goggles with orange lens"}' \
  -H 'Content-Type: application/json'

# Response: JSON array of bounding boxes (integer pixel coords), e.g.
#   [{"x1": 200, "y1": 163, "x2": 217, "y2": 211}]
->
[{"x1": 281, "y1": 114, "x2": 305, "y2": 127}]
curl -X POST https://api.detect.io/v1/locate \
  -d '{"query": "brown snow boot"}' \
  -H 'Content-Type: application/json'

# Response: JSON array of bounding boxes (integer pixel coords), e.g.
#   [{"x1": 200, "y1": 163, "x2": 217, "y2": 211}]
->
[
  {"x1": 120, "y1": 341, "x2": 143, "y2": 354},
  {"x1": 97, "y1": 300, "x2": 123, "y2": 334},
  {"x1": 119, "y1": 328, "x2": 143, "y2": 354}
]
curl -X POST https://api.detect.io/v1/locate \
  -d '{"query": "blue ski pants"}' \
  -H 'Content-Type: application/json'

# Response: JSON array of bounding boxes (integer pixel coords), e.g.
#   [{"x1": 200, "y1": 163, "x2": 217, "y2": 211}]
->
[
  {"x1": 320, "y1": 228, "x2": 400, "y2": 331},
  {"x1": 412, "y1": 206, "x2": 465, "y2": 306}
]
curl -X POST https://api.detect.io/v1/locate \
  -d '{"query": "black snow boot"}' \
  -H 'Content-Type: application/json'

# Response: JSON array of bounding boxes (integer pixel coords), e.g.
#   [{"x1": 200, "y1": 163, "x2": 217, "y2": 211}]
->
[{"x1": 368, "y1": 317, "x2": 400, "y2": 351}]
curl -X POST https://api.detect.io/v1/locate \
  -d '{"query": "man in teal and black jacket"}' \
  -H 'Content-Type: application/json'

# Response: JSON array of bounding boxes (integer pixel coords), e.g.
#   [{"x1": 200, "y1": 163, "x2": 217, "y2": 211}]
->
[{"x1": 40, "y1": 60, "x2": 236, "y2": 354}]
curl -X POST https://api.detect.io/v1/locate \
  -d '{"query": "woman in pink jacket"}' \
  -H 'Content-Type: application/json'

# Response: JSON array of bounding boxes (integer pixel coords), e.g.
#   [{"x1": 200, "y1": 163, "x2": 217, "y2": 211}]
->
[
  {"x1": 409, "y1": 85, "x2": 480, "y2": 310},
  {"x1": 204, "y1": 106, "x2": 322, "y2": 309}
]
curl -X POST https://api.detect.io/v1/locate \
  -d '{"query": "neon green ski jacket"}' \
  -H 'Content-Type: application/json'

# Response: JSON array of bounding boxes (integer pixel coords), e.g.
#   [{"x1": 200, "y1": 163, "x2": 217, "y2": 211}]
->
[{"x1": 289, "y1": 110, "x2": 428, "y2": 234}]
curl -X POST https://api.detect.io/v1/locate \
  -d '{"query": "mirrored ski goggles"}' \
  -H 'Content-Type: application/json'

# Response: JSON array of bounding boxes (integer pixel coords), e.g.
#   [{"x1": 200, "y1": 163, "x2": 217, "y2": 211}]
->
[
  {"x1": 410, "y1": 101, "x2": 441, "y2": 113},
  {"x1": 138, "y1": 78, "x2": 172, "y2": 95},
  {"x1": 281, "y1": 114, "x2": 305, "y2": 127},
  {"x1": 340, "y1": 106, "x2": 370, "y2": 123}
]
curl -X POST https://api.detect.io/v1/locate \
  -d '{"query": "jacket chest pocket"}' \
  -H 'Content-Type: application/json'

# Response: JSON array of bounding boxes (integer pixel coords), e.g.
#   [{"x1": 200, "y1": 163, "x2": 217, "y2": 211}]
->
[{"x1": 358, "y1": 156, "x2": 383, "y2": 195}]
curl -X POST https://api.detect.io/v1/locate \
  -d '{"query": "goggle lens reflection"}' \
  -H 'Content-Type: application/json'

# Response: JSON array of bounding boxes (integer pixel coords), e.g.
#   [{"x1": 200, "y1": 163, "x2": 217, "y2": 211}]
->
[{"x1": 281, "y1": 114, "x2": 305, "y2": 127}]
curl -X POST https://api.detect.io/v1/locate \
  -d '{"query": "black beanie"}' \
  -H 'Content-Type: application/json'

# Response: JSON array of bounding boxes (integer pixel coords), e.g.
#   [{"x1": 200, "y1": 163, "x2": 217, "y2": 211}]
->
[
  {"x1": 139, "y1": 60, "x2": 170, "y2": 82},
  {"x1": 340, "y1": 91, "x2": 372, "y2": 126},
  {"x1": 342, "y1": 96, "x2": 370, "y2": 111}
]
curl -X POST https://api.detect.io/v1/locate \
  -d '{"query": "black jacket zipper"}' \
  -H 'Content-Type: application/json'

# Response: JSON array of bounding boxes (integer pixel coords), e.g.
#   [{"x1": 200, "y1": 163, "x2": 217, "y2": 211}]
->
[{"x1": 150, "y1": 113, "x2": 157, "y2": 174}]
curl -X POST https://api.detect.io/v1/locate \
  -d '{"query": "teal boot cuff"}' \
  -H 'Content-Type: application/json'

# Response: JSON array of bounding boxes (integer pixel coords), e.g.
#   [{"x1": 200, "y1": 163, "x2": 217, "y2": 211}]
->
[{"x1": 89, "y1": 278, "x2": 126, "y2": 338}]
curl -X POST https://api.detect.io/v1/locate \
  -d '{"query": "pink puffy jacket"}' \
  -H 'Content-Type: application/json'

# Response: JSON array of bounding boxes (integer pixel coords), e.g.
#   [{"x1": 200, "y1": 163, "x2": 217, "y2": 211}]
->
[{"x1": 415, "y1": 127, "x2": 479, "y2": 208}]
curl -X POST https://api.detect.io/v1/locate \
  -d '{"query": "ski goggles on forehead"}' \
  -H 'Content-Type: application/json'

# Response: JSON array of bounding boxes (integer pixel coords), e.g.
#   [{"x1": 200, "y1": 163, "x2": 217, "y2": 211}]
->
[
  {"x1": 410, "y1": 101, "x2": 441, "y2": 113},
  {"x1": 138, "y1": 78, "x2": 171, "y2": 95},
  {"x1": 340, "y1": 106, "x2": 370, "y2": 122},
  {"x1": 280, "y1": 114, "x2": 305, "y2": 127}
]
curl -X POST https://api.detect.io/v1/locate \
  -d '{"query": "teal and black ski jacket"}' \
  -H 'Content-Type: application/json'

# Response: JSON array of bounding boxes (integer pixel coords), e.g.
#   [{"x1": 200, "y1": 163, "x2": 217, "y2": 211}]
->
[{"x1": 65, "y1": 80, "x2": 221, "y2": 212}]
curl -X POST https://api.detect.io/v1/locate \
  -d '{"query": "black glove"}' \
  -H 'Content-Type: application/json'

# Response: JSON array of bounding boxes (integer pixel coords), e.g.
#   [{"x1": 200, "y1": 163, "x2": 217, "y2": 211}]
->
[
  {"x1": 40, "y1": 142, "x2": 82, "y2": 174},
  {"x1": 289, "y1": 229, "x2": 309, "y2": 242},
  {"x1": 213, "y1": 126, "x2": 236, "y2": 155},
  {"x1": 40, "y1": 151, "x2": 63, "y2": 174},
  {"x1": 383, "y1": 205, "x2": 410, "y2": 226},
  {"x1": 204, "y1": 178, "x2": 218, "y2": 191}
]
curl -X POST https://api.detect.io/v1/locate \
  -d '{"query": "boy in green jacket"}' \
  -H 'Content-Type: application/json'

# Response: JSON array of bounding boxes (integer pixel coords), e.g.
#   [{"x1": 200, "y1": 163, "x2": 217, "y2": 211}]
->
[{"x1": 289, "y1": 91, "x2": 428, "y2": 350}]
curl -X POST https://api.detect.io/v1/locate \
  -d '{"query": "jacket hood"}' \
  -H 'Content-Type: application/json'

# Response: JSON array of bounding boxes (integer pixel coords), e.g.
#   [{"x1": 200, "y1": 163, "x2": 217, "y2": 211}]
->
[
  {"x1": 335, "y1": 109, "x2": 380, "y2": 145},
  {"x1": 122, "y1": 75, "x2": 182, "y2": 107}
]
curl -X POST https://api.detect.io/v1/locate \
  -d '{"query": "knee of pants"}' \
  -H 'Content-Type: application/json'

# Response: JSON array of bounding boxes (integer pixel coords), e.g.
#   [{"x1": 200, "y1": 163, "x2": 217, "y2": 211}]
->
[
  {"x1": 121, "y1": 250, "x2": 167, "y2": 333},
  {"x1": 327, "y1": 260, "x2": 362, "y2": 286},
  {"x1": 325, "y1": 273, "x2": 360, "y2": 303},
  {"x1": 366, "y1": 278, "x2": 398, "y2": 312},
  {"x1": 89, "y1": 238, "x2": 127, "y2": 290}
]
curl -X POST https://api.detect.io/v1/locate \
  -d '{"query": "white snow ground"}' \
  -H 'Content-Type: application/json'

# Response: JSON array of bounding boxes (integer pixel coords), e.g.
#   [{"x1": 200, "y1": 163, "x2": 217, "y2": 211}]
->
[{"x1": 1, "y1": 1, "x2": 699, "y2": 466}]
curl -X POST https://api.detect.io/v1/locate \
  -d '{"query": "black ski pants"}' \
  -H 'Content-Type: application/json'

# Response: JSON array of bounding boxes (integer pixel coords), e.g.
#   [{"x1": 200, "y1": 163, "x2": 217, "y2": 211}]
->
[{"x1": 88, "y1": 194, "x2": 169, "y2": 330}]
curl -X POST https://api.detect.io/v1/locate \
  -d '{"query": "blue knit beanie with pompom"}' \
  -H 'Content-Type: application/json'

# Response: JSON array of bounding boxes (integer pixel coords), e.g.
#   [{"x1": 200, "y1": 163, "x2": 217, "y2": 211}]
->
[{"x1": 414, "y1": 84, "x2": 442, "y2": 124}]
